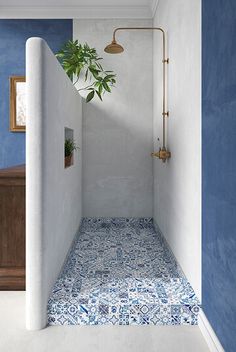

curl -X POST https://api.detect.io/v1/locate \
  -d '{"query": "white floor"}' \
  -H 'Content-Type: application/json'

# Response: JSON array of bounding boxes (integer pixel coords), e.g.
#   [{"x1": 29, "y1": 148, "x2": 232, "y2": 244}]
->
[{"x1": 0, "y1": 292, "x2": 210, "y2": 352}]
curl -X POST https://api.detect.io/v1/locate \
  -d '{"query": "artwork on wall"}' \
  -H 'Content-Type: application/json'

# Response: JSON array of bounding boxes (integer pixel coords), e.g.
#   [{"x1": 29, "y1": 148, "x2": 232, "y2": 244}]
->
[{"x1": 10, "y1": 76, "x2": 26, "y2": 132}]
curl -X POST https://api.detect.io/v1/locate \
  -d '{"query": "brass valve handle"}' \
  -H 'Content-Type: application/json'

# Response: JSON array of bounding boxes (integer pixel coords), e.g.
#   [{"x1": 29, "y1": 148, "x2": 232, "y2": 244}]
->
[{"x1": 151, "y1": 148, "x2": 171, "y2": 163}]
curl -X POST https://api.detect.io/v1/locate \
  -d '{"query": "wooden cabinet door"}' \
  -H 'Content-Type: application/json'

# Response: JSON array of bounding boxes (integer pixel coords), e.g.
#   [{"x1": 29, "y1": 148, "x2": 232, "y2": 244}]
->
[{"x1": 0, "y1": 165, "x2": 25, "y2": 290}]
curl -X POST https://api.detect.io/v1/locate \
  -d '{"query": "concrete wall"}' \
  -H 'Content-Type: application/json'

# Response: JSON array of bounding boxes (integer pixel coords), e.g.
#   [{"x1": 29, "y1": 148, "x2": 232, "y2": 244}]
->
[
  {"x1": 0, "y1": 19, "x2": 72, "y2": 169},
  {"x1": 153, "y1": 0, "x2": 201, "y2": 298},
  {"x1": 73, "y1": 19, "x2": 153, "y2": 218},
  {"x1": 202, "y1": 0, "x2": 236, "y2": 350},
  {"x1": 26, "y1": 38, "x2": 82, "y2": 330}
]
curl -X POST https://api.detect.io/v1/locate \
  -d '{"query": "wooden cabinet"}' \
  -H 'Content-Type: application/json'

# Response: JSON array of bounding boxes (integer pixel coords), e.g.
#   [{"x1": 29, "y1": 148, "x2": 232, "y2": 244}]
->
[{"x1": 0, "y1": 165, "x2": 25, "y2": 290}]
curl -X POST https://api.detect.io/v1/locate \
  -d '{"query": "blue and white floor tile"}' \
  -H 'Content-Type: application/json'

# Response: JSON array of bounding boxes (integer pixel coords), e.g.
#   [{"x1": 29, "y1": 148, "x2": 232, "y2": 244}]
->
[{"x1": 48, "y1": 218, "x2": 200, "y2": 326}]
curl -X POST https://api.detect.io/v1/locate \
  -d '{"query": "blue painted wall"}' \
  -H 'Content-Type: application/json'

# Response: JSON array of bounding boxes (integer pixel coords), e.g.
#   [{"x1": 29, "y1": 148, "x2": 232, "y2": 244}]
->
[
  {"x1": 0, "y1": 20, "x2": 72, "y2": 169},
  {"x1": 202, "y1": 1, "x2": 236, "y2": 351}
]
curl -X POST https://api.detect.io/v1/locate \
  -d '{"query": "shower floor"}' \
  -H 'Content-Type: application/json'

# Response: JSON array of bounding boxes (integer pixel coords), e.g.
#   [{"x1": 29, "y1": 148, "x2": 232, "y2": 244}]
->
[{"x1": 48, "y1": 218, "x2": 200, "y2": 326}]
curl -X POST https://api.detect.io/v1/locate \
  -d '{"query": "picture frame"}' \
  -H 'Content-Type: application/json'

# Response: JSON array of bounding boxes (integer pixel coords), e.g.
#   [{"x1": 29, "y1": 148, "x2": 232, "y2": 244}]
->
[{"x1": 10, "y1": 76, "x2": 26, "y2": 132}]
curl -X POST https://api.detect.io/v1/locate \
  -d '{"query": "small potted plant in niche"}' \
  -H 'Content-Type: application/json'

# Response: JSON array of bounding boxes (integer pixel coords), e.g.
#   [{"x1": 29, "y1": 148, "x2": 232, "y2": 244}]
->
[{"x1": 65, "y1": 139, "x2": 78, "y2": 168}]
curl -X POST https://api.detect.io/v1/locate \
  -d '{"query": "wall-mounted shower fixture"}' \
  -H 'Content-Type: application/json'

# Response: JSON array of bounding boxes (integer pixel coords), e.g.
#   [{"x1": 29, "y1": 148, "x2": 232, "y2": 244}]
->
[{"x1": 104, "y1": 27, "x2": 171, "y2": 163}]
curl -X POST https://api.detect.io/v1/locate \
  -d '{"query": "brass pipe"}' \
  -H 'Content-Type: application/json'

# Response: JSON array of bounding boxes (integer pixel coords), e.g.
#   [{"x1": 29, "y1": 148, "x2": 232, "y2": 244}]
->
[{"x1": 111, "y1": 27, "x2": 170, "y2": 162}]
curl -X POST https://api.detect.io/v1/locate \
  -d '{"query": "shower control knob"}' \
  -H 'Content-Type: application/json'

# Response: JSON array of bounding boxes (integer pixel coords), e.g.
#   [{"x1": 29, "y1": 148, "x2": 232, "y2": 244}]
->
[{"x1": 151, "y1": 148, "x2": 171, "y2": 163}]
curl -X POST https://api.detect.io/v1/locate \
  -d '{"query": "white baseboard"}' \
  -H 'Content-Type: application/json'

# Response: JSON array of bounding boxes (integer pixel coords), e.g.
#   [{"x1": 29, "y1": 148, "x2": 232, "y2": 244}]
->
[{"x1": 198, "y1": 309, "x2": 225, "y2": 352}]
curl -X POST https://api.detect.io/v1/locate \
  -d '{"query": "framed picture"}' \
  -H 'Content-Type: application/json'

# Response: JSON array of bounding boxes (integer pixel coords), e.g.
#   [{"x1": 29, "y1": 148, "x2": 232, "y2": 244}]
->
[{"x1": 10, "y1": 76, "x2": 26, "y2": 132}]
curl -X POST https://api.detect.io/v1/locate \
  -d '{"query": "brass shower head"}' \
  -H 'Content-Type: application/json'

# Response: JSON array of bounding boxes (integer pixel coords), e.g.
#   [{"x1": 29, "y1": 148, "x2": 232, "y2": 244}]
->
[{"x1": 104, "y1": 40, "x2": 124, "y2": 54}]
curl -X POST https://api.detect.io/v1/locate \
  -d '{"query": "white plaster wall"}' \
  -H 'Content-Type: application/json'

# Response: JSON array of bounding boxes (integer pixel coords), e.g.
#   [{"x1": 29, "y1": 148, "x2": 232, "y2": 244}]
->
[
  {"x1": 153, "y1": 0, "x2": 201, "y2": 298},
  {"x1": 26, "y1": 38, "x2": 82, "y2": 330},
  {"x1": 73, "y1": 19, "x2": 153, "y2": 218}
]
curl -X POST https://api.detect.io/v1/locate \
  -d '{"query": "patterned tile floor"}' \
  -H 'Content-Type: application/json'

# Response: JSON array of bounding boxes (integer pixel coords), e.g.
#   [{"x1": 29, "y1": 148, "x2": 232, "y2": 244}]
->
[{"x1": 48, "y1": 218, "x2": 200, "y2": 326}]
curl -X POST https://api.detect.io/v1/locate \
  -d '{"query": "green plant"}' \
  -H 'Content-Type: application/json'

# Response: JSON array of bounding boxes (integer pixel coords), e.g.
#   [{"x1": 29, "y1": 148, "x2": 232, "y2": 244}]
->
[
  {"x1": 56, "y1": 40, "x2": 116, "y2": 102},
  {"x1": 65, "y1": 139, "x2": 78, "y2": 157}
]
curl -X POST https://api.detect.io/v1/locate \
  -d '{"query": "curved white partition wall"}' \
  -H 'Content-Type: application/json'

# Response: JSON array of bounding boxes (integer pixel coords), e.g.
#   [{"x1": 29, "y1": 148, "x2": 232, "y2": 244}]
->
[{"x1": 26, "y1": 38, "x2": 82, "y2": 330}]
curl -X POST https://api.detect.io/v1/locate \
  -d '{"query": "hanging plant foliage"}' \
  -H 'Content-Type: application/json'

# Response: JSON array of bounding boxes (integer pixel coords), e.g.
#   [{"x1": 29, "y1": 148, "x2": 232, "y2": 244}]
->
[{"x1": 56, "y1": 40, "x2": 116, "y2": 102}]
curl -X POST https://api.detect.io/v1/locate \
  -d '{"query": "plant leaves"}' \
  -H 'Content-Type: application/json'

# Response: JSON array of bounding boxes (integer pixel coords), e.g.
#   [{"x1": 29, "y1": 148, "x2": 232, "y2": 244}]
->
[
  {"x1": 96, "y1": 90, "x2": 103, "y2": 101},
  {"x1": 86, "y1": 90, "x2": 95, "y2": 102},
  {"x1": 56, "y1": 40, "x2": 117, "y2": 102},
  {"x1": 102, "y1": 81, "x2": 111, "y2": 92},
  {"x1": 98, "y1": 84, "x2": 103, "y2": 95},
  {"x1": 85, "y1": 68, "x2": 88, "y2": 81},
  {"x1": 104, "y1": 74, "x2": 116, "y2": 81}
]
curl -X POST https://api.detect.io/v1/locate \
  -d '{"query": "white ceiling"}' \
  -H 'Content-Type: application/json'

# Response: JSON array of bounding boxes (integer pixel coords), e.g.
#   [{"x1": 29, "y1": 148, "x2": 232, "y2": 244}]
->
[{"x1": 0, "y1": 0, "x2": 158, "y2": 19}]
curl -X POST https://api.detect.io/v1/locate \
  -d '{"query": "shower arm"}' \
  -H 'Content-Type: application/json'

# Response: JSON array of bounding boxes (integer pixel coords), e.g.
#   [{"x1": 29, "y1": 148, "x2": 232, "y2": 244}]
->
[{"x1": 112, "y1": 27, "x2": 171, "y2": 162}]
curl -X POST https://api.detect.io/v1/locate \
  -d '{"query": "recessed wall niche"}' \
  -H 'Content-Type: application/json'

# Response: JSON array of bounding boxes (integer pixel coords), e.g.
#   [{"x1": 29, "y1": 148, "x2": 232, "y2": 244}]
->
[{"x1": 64, "y1": 127, "x2": 74, "y2": 168}]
